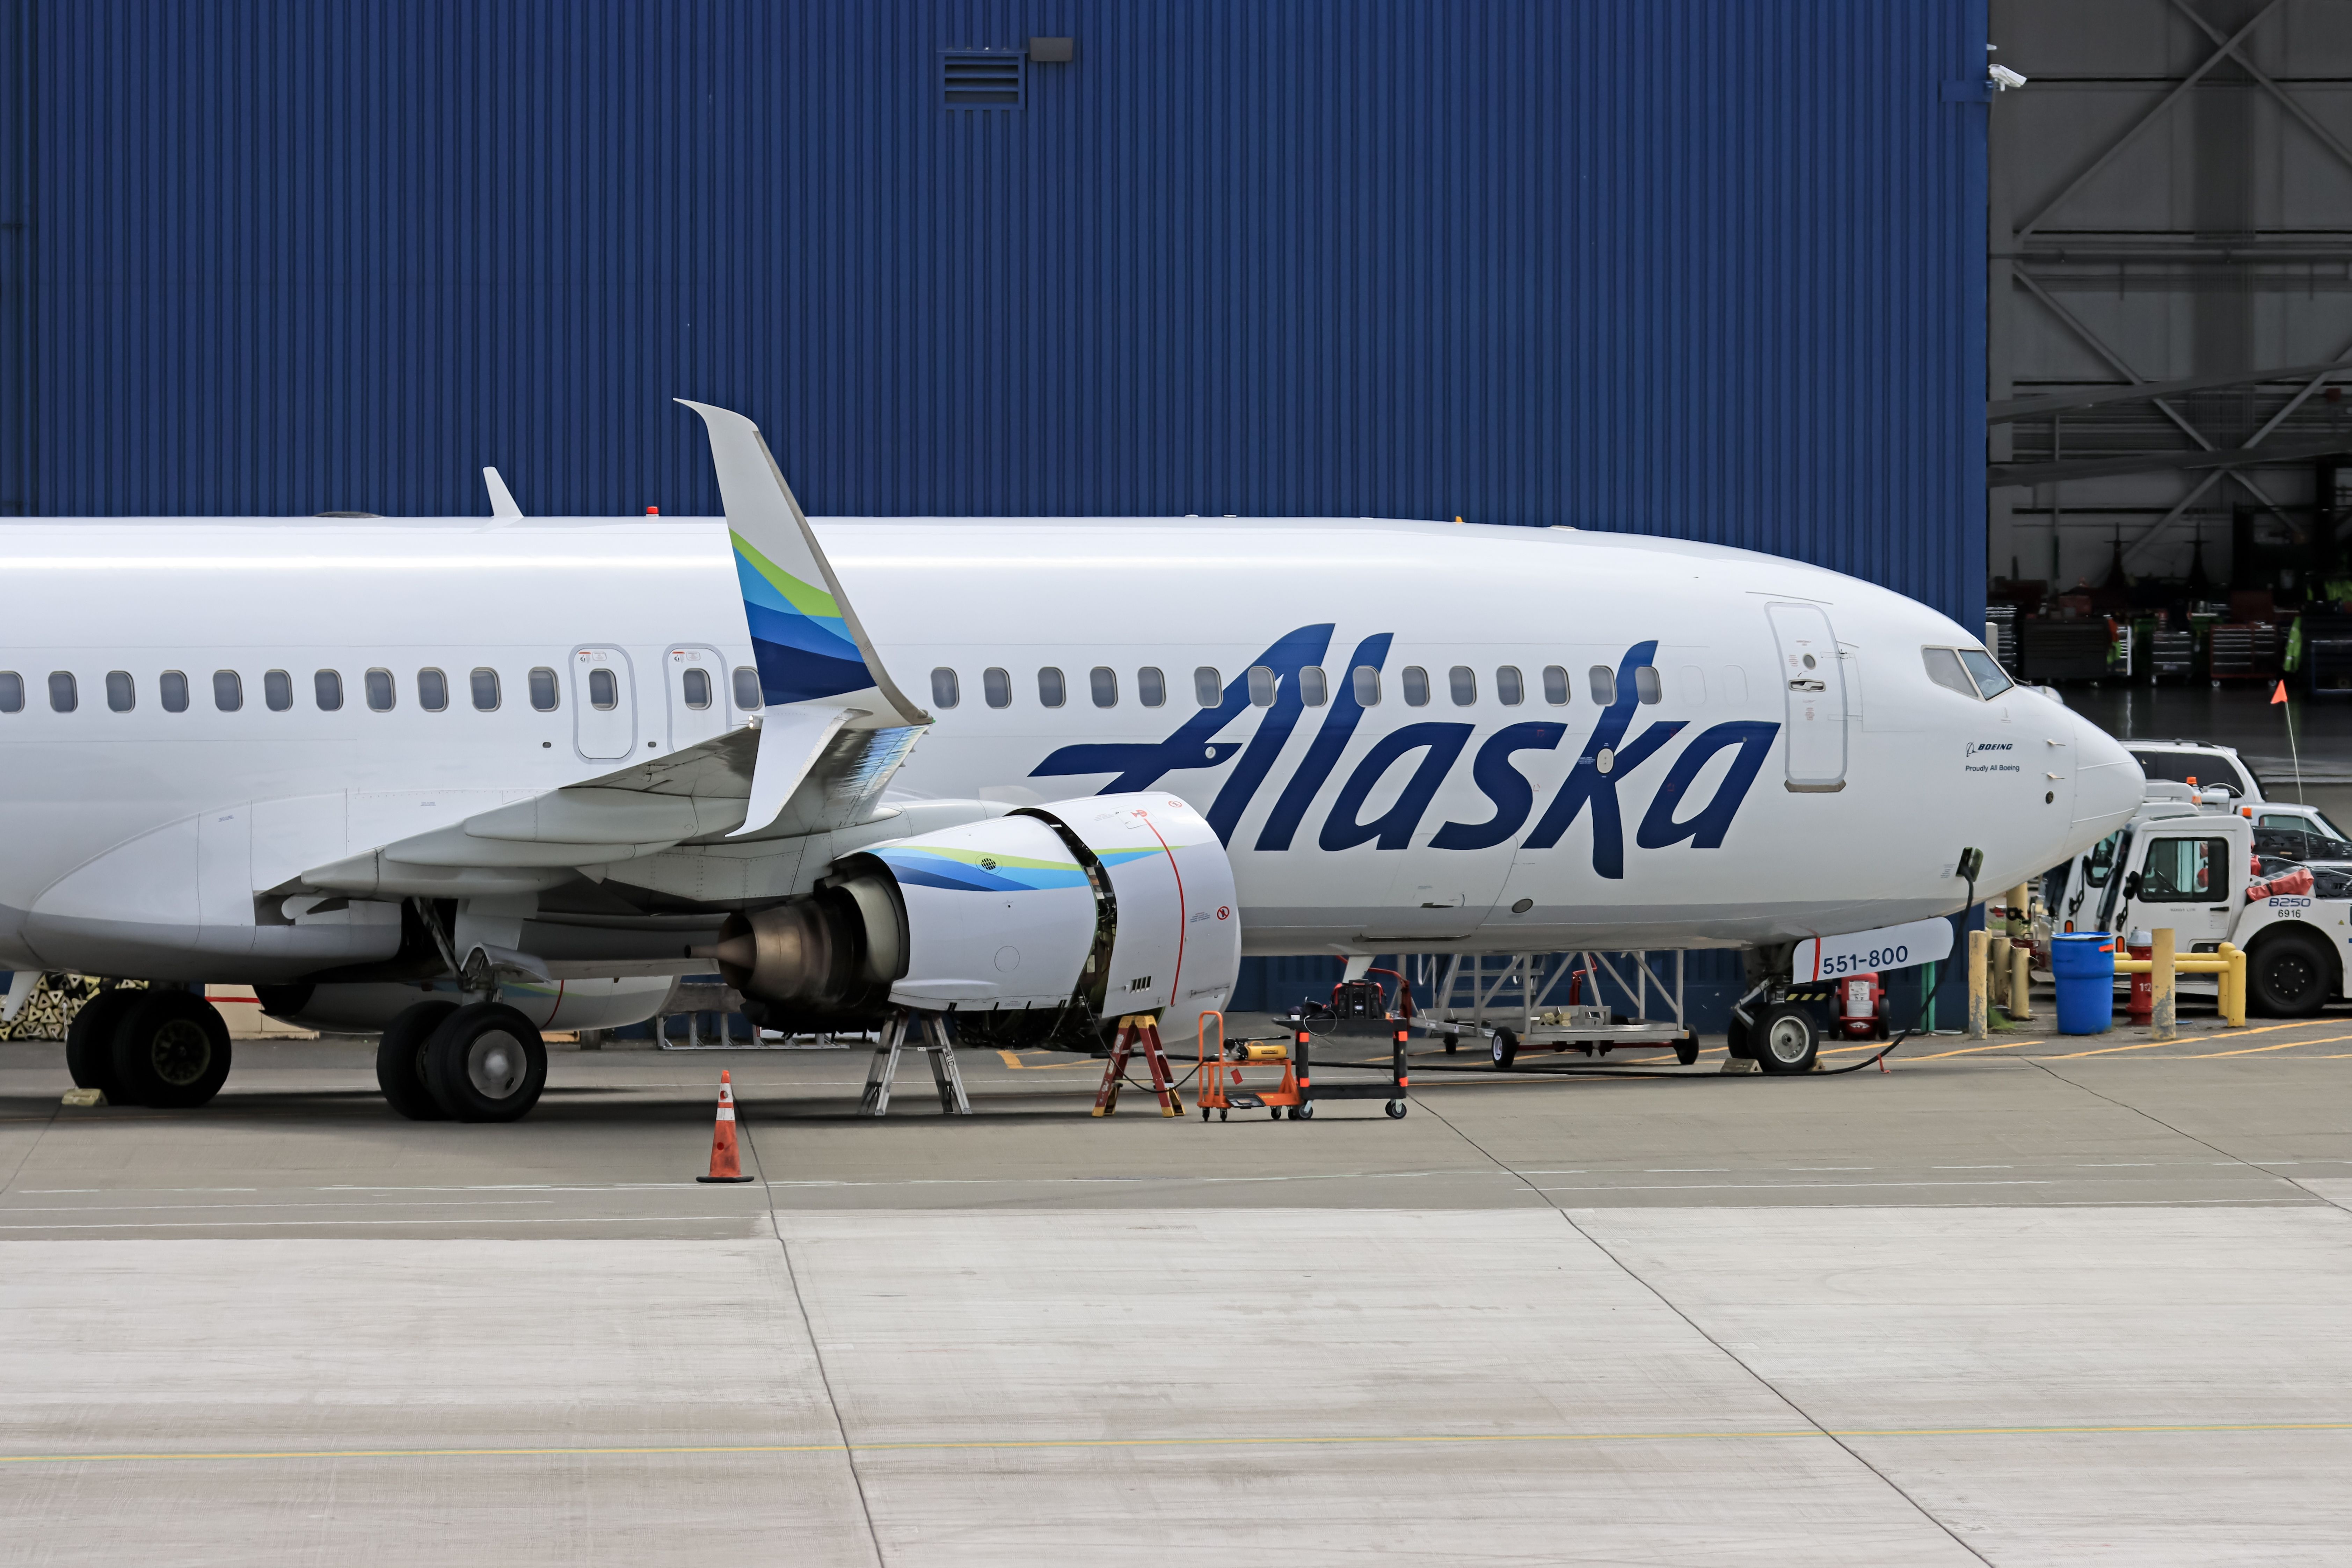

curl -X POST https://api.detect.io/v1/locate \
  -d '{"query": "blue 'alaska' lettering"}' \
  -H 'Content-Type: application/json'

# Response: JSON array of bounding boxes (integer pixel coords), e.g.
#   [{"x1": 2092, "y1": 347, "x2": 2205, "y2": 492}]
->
[
  {"x1": 1429, "y1": 722, "x2": 1567, "y2": 850},
  {"x1": 1319, "y1": 723, "x2": 1474, "y2": 851},
  {"x1": 1029, "y1": 625, "x2": 1333, "y2": 824},
  {"x1": 1520, "y1": 642, "x2": 1687, "y2": 878},
  {"x1": 1634, "y1": 720, "x2": 1779, "y2": 849},
  {"x1": 1256, "y1": 633, "x2": 1393, "y2": 851}
]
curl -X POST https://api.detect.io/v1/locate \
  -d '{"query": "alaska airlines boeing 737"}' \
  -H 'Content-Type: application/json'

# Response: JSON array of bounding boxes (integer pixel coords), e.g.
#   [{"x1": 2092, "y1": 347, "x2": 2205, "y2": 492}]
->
[{"x1": 0, "y1": 402, "x2": 2141, "y2": 1119}]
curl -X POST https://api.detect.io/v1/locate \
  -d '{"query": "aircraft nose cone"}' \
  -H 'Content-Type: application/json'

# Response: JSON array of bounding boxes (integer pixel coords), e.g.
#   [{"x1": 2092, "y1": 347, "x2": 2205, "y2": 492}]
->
[{"x1": 2070, "y1": 711, "x2": 2142, "y2": 836}]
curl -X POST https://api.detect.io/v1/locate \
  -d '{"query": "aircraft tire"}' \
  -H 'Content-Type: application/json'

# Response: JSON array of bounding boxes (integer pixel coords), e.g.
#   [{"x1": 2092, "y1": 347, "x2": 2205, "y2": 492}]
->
[
  {"x1": 1490, "y1": 1029, "x2": 1519, "y2": 1069},
  {"x1": 376, "y1": 1001, "x2": 458, "y2": 1121},
  {"x1": 2248, "y1": 931, "x2": 2334, "y2": 1019},
  {"x1": 65, "y1": 988, "x2": 141, "y2": 1095},
  {"x1": 1724, "y1": 1013, "x2": 1755, "y2": 1060},
  {"x1": 1750, "y1": 1004, "x2": 1819, "y2": 1074},
  {"x1": 109, "y1": 989, "x2": 234, "y2": 1109},
  {"x1": 424, "y1": 1002, "x2": 548, "y2": 1122}
]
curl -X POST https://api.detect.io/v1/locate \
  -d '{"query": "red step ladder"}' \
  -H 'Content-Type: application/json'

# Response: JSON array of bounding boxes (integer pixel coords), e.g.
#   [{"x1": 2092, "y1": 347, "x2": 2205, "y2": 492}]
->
[{"x1": 1092, "y1": 1013, "x2": 1184, "y2": 1117}]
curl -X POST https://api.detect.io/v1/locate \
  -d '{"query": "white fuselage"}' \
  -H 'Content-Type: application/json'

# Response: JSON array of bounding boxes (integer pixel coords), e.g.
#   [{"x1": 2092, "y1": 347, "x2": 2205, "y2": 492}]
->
[{"x1": 0, "y1": 515, "x2": 2140, "y2": 981}]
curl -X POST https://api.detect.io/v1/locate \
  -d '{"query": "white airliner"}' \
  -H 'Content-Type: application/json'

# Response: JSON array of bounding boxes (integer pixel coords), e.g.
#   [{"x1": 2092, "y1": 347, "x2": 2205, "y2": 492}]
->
[{"x1": 0, "y1": 402, "x2": 2140, "y2": 1118}]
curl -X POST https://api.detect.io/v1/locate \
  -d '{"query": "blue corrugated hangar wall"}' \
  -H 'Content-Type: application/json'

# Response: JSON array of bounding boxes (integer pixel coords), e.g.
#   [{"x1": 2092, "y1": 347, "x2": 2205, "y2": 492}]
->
[
  {"x1": 3, "y1": 1, "x2": 1986, "y2": 602},
  {"x1": 0, "y1": 0, "x2": 1987, "y2": 1020}
]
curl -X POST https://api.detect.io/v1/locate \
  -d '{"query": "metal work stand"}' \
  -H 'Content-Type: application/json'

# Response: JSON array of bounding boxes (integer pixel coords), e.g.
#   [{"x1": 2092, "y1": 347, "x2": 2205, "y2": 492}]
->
[{"x1": 858, "y1": 1009, "x2": 971, "y2": 1117}]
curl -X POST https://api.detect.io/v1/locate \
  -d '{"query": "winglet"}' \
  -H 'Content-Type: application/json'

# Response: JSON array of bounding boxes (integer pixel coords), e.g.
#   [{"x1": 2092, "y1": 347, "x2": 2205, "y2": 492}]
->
[
  {"x1": 483, "y1": 466, "x2": 523, "y2": 518},
  {"x1": 676, "y1": 400, "x2": 931, "y2": 727}
]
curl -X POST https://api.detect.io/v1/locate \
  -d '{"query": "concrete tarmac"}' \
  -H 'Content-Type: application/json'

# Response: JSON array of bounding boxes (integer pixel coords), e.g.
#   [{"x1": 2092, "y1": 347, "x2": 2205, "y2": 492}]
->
[{"x1": 5, "y1": 1016, "x2": 2352, "y2": 1564}]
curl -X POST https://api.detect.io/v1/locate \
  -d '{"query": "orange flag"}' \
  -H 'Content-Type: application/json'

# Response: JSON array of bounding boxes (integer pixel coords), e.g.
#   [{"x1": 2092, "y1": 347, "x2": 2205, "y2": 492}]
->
[{"x1": 2272, "y1": 680, "x2": 2290, "y2": 705}]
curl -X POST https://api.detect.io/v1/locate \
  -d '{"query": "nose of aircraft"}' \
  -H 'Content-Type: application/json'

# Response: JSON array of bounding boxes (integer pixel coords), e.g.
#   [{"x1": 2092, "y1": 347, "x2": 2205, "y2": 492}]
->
[{"x1": 2070, "y1": 710, "x2": 2143, "y2": 837}]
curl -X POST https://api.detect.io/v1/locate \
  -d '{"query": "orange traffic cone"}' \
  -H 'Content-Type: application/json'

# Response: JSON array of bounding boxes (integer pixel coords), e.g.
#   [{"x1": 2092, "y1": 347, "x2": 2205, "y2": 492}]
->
[{"x1": 697, "y1": 1070, "x2": 755, "y2": 1183}]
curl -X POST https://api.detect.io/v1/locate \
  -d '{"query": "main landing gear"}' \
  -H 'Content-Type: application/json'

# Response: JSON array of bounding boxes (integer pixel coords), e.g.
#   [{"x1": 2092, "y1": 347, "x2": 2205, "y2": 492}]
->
[
  {"x1": 377, "y1": 999, "x2": 549, "y2": 1122},
  {"x1": 66, "y1": 987, "x2": 234, "y2": 1108}
]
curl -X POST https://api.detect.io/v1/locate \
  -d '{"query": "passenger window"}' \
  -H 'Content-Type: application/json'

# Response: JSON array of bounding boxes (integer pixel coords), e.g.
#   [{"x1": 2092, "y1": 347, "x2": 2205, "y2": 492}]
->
[
  {"x1": 1247, "y1": 666, "x2": 1277, "y2": 707},
  {"x1": 1138, "y1": 667, "x2": 1166, "y2": 707},
  {"x1": 265, "y1": 670, "x2": 292, "y2": 711},
  {"x1": 1721, "y1": 665, "x2": 1747, "y2": 705},
  {"x1": 160, "y1": 671, "x2": 189, "y2": 713},
  {"x1": 1922, "y1": 647, "x2": 1978, "y2": 699},
  {"x1": 1677, "y1": 666, "x2": 1706, "y2": 704},
  {"x1": 314, "y1": 670, "x2": 343, "y2": 712},
  {"x1": 1496, "y1": 666, "x2": 1523, "y2": 706},
  {"x1": 2139, "y1": 837, "x2": 2230, "y2": 903},
  {"x1": 929, "y1": 668, "x2": 958, "y2": 709},
  {"x1": 48, "y1": 672, "x2": 76, "y2": 713},
  {"x1": 470, "y1": 668, "x2": 501, "y2": 711},
  {"x1": 105, "y1": 671, "x2": 134, "y2": 712},
  {"x1": 681, "y1": 668, "x2": 712, "y2": 710},
  {"x1": 529, "y1": 667, "x2": 560, "y2": 712},
  {"x1": 1402, "y1": 666, "x2": 1430, "y2": 706},
  {"x1": 365, "y1": 669, "x2": 395, "y2": 712},
  {"x1": 213, "y1": 671, "x2": 243, "y2": 712},
  {"x1": 1090, "y1": 666, "x2": 1117, "y2": 708},
  {"x1": 1959, "y1": 649, "x2": 2012, "y2": 699},
  {"x1": 1634, "y1": 667, "x2": 1662, "y2": 705},
  {"x1": 1352, "y1": 665, "x2": 1381, "y2": 706},
  {"x1": 418, "y1": 669, "x2": 449, "y2": 712},
  {"x1": 983, "y1": 667, "x2": 1012, "y2": 708},
  {"x1": 1542, "y1": 665, "x2": 1569, "y2": 705},
  {"x1": 1588, "y1": 665, "x2": 1614, "y2": 704},
  {"x1": 1449, "y1": 666, "x2": 1477, "y2": 706},
  {"x1": 1038, "y1": 667, "x2": 1066, "y2": 708},
  {"x1": 0, "y1": 672, "x2": 21, "y2": 713},
  {"x1": 731, "y1": 667, "x2": 762, "y2": 710},
  {"x1": 1194, "y1": 666, "x2": 1222, "y2": 706},
  {"x1": 1299, "y1": 666, "x2": 1328, "y2": 707},
  {"x1": 588, "y1": 668, "x2": 618, "y2": 710}
]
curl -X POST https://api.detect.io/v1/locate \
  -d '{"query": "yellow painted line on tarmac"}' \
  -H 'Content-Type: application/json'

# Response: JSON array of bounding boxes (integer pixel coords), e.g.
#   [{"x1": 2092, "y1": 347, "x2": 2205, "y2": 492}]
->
[
  {"x1": 2187, "y1": 1032, "x2": 2352, "y2": 1059},
  {"x1": 2045, "y1": 1020, "x2": 2315, "y2": 1059},
  {"x1": 1907, "y1": 1041, "x2": 2023, "y2": 1060},
  {"x1": 6, "y1": 1419, "x2": 2351, "y2": 1466},
  {"x1": 994, "y1": 1052, "x2": 1096, "y2": 1070}
]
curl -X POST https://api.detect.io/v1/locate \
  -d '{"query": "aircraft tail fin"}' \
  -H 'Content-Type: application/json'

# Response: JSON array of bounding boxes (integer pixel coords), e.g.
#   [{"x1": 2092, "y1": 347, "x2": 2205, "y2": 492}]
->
[{"x1": 676, "y1": 399, "x2": 930, "y2": 728}]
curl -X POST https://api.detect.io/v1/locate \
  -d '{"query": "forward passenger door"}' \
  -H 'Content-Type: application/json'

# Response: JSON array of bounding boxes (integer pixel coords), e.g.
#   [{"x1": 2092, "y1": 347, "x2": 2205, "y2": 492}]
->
[{"x1": 1767, "y1": 603, "x2": 1847, "y2": 792}]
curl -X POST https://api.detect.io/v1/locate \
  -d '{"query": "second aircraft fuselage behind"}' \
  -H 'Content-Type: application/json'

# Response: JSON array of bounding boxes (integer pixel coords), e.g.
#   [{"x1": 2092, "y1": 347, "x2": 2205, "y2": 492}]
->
[{"x1": 0, "y1": 514, "x2": 2140, "y2": 976}]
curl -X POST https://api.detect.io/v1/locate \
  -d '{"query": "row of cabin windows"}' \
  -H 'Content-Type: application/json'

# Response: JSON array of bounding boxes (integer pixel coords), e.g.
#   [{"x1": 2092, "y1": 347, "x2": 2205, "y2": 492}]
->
[
  {"x1": 0, "y1": 664, "x2": 767, "y2": 717},
  {"x1": 928, "y1": 662, "x2": 1706, "y2": 712}
]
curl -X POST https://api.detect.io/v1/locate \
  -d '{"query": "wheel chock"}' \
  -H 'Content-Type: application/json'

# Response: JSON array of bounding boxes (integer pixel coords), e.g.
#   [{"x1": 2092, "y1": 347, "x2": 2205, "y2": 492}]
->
[{"x1": 60, "y1": 1087, "x2": 105, "y2": 1106}]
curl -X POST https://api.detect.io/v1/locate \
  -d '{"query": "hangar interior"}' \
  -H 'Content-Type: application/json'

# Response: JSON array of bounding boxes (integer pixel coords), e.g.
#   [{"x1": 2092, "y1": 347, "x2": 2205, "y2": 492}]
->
[{"x1": 1990, "y1": 0, "x2": 2352, "y2": 707}]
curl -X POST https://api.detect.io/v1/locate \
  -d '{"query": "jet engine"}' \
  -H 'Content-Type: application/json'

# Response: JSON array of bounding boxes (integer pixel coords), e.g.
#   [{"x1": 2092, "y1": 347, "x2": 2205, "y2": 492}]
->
[{"x1": 714, "y1": 792, "x2": 1239, "y2": 1044}]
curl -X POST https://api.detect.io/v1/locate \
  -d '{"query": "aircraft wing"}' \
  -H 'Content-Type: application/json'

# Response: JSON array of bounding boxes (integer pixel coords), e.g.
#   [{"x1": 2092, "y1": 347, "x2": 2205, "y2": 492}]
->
[{"x1": 303, "y1": 400, "x2": 930, "y2": 897}]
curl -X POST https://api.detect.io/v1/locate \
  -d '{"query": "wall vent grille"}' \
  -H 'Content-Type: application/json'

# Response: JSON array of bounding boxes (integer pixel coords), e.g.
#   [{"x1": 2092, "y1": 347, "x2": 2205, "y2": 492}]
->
[{"x1": 942, "y1": 50, "x2": 1023, "y2": 109}]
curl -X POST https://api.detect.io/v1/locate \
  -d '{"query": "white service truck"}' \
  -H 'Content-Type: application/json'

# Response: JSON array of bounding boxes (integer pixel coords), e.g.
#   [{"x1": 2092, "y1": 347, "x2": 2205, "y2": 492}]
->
[{"x1": 2061, "y1": 790, "x2": 2351, "y2": 1017}]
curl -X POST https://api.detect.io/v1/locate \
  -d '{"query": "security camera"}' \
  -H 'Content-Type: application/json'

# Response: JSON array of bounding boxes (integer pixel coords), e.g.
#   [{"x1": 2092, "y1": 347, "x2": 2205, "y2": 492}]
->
[{"x1": 1989, "y1": 63, "x2": 2028, "y2": 91}]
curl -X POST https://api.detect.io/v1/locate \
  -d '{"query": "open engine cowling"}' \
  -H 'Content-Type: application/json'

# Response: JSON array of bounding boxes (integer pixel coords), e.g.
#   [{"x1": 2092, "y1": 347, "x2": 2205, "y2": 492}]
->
[{"x1": 713, "y1": 793, "x2": 1239, "y2": 1042}]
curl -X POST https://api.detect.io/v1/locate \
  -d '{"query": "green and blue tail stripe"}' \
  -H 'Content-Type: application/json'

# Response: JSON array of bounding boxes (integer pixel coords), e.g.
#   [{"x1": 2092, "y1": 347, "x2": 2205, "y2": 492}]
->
[{"x1": 734, "y1": 533, "x2": 871, "y2": 705}]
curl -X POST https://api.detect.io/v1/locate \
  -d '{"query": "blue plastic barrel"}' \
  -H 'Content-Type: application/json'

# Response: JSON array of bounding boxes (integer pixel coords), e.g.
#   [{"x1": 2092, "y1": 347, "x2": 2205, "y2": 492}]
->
[{"x1": 2050, "y1": 934, "x2": 2117, "y2": 1035}]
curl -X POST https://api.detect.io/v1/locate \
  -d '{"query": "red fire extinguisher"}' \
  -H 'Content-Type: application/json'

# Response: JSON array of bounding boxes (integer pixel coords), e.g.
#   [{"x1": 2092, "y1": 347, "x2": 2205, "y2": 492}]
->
[{"x1": 1837, "y1": 973, "x2": 1887, "y2": 1040}]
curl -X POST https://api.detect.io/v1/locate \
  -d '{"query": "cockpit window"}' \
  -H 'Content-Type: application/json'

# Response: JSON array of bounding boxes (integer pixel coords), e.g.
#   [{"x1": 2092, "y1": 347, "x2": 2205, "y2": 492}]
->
[
  {"x1": 1958, "y1": 649, "x2": 2012, "y2": 699},
  {"x1": 1921, "y1": 647, "x2": 1978, "y2": 698}
]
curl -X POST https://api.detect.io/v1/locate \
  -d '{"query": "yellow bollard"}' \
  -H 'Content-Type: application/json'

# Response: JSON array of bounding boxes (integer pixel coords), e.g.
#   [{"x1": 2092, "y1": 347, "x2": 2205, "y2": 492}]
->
[
  {"x1": 1966, "y1": 928, "x2": 1990, "y2": 1040},
  {"x1": 2003, "y1": 883, "x2": 2032, "y2": 1019},
  {"x1": 2149, "y1": 927, "x2": 2175, "y2": 1042},
  {"x1": 2220, "y1": 943, "x2": 2246, "y2": 1028}
]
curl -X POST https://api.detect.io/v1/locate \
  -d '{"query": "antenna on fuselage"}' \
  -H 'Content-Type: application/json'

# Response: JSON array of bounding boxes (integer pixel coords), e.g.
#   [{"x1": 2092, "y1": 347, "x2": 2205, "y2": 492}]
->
[{"x1": 482, "y1": 466, "x2": 523, "y2": 519}]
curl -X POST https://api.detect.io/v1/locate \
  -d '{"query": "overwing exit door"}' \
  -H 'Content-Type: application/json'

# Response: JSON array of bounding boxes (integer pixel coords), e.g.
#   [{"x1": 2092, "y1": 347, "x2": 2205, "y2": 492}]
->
[
  {"x1": 572, "y1": 647, "x2": 637, "y2": 760},
  {"x1": 1766, "y1": 603, "x2": 1846, "y2": 792}
]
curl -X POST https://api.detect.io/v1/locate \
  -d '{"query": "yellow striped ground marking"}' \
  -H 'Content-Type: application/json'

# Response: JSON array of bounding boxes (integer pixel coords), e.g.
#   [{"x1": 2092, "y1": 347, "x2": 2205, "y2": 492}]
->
[
  {"x1": 1907, "y1": 1041, "x2": 2023, "y2": 1060},
  {"x1": 2186, "y1": 1032, "x2": 2352, "y2": 1059},
  {"x1": 2045, "y1": 1020, "x2": 2314, "y2": 1059},
  {"x1": 6, "y1": 1419, "x2": 2351, "y2": 1466}
]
